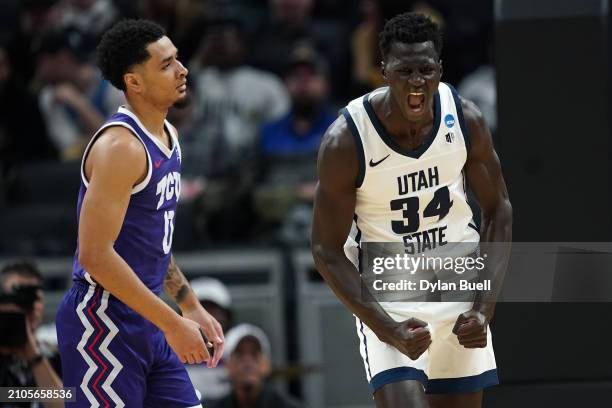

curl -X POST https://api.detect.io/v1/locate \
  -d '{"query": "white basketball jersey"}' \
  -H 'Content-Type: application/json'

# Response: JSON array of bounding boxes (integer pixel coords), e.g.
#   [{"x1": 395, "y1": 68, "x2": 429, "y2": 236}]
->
[{"x1": 343, "y1": 82, "x2": 479, "y2": 259}]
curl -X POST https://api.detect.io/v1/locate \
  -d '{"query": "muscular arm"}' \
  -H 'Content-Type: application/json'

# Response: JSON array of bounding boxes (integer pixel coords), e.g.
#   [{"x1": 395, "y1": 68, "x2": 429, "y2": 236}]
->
[
  {"x1": 312, "y1": 116, "x2": 419, "y2": 347},
  {"x1": 463, "y1": 98, "x2": 513, "y2": 321},
  {"x1": 78, "y1": 127, "x2": 181, "y2": 333}
]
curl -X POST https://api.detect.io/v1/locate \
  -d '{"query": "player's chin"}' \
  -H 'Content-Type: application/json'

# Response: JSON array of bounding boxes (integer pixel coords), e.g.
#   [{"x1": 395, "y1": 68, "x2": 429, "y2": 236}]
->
[{"x1": 172, "y1": 93, "x2": 189, "y2": 109}]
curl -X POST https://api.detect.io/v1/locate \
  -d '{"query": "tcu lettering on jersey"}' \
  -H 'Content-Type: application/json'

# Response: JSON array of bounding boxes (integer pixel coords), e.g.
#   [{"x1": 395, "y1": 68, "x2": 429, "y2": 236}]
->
[
  {"x1": 156, "y1": 171, "x2": 181, "y2": 210},
  {"x1": 72, "y1": 106, "x2": 183, "y2": 294}
]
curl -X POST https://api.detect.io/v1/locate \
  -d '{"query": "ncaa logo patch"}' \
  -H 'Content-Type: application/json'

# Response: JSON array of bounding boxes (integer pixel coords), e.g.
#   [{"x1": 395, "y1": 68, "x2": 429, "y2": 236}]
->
[{"x1": 444, "y1": 114, "x2": 455, "y2": 128}]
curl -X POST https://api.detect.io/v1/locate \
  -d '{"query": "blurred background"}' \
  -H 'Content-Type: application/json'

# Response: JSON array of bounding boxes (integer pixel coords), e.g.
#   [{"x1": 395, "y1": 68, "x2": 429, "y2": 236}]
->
[{"x1": 0, "y1": 0, "x2": 611, "y2": 407}]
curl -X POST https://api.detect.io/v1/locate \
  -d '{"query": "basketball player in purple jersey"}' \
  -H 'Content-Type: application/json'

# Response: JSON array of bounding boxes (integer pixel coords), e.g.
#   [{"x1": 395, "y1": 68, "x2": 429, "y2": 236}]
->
[{"x1": 55, "y1": 20, "x2": 224, "y2": 407}]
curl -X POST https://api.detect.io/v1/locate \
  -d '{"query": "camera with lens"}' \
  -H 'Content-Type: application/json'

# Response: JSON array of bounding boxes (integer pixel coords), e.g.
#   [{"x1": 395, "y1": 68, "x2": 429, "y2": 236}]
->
[
  {"x1": 0, "y1": 284, "x2": 41, "y2": 313},
  {"x1": 0, "y1": 284, "x2": 42, "y2": 348}
]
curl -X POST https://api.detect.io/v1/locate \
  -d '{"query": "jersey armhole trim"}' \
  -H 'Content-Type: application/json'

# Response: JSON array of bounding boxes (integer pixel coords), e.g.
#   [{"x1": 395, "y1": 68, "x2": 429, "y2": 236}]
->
[
  {"x1": 81, "y1": 122, "x2": 152, "y2": 195},
  {"x1": 340, "y1": 108, "x2": 366, "y2": 188},
  {"x1": 446, "y1": 82, "x2": 471, "y2": 153}
]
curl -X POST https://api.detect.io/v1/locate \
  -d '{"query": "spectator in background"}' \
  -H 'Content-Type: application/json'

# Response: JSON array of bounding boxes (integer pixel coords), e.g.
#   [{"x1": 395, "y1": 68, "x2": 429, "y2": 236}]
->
[
  {"x1": 54, "y1": 0, "x2": 119, "y2": 40},
  {"x1": 255, "y1": 46, "x2": 335, "y2": 244},
  {"x1": 186, "y1": 277, "x2": 234, "y2": 405},
  {"x1": 0, "y1": 44, "x2": 56, "y2": 175},
  {"x1": 139, "y1": 0, "x2": 208, "y2": 63},
  {"x1": 189, "y1": 277, "x2": 233, "y2": 332},
  {"x1": 185, "y1": 16, "x2": 288, "y2": 242},
  {"x1": 458, "y1": 64, "x2": 497, "y2": 135},
  {"x1": 3, "y1": 0, "x2": 62, "y2": 84},
  {"x1": 249, "y1": 0, "x2": 350, "y2": 102},
  {"x1": 404, "y1": 0, "x2": 492, "y2": 85},
  {"x1": 215, "y1": 323, "x2": 302, "y2": 408},
  {"x1": 351, "y1": 0, "x2": 385, "y2": 94},
  {"x1": 350, "y1": 0, "x2": 446, "y2": 96},
  {"x1": 166, "y1": 88, "x2": 204, "y2": 203},
  {"x1": 34, "y1": 27, "x2": 124, "y2": 160},
  {"x1": 0, "y1": 261, "x2": 63, "y2": 406}
]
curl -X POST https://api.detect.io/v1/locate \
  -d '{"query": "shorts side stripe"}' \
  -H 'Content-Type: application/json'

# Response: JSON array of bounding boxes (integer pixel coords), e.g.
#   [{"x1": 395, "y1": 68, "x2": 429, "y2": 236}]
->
[
  {"x1": 76, "y1": 284, "x2": 101, "y2": 407},
  {"x1": 359, "y1": 320, "x2": 372, "y2": 380},
  {"x1": 97, "y1": 290, "x2": 125, "y2": 407},
  {"x1": 86, "y1": 288, "x2": 111, "y2": 407},
  {"x1": 354, "y1": 215, "x2": 372, "y2": 381}
]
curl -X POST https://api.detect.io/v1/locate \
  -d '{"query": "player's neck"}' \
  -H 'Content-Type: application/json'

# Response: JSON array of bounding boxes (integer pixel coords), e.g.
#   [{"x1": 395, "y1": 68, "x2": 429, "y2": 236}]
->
[{"x1": 124, "y1": 98, "x2": 168, "y2": 140}]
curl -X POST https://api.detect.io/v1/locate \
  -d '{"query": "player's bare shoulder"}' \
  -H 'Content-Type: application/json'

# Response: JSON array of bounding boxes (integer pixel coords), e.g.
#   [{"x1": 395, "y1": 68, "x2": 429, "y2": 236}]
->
[
  {"x1": 319, "y1": 114, "x2": 354, "y2": 162},
  {"x1": 460, "y1": 96, "x2": 487, "y2": 132},
  {"x1": 317, "y1": 114, "x2": 359, "y2": 189},
  {"x1": 459, "y1": 96, "x2": 493, "y2": 158},
  {"x1": 85, "y1": 125, "x2": 147, "y2": 184}
]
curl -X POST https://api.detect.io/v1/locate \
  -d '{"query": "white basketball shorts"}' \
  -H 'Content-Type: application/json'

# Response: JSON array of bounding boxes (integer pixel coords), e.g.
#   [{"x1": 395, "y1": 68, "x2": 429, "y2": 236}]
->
[{"x1": 355, "y1": 302, "x2": 498, "y2": 394}]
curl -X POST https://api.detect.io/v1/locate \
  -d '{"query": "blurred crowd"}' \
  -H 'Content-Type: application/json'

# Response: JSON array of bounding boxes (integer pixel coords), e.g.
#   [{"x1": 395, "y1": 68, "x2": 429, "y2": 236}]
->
[
  {"x1": 0, "y1": 259, "x2": 301, "y2": 407},
  {"x1": 0, "y1": 0, "x2": 495, "y2": 254},
  {"x1": 0, "y1": 2, "x2": 496, "y2": 405}
]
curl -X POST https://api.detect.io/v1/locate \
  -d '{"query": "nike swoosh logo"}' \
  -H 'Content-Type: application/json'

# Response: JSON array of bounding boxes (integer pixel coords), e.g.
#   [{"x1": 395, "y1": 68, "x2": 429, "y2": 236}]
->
[
  {"x1": 369, "y1": 154, "x2": 390, "y2": 167},
  {"x1": 154, "y1": 159, "x2": 163, "y2": 169}
]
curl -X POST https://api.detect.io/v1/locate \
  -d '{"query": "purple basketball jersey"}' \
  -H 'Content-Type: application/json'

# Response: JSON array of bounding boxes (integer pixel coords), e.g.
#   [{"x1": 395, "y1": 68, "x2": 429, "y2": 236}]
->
[
  {"x1": 72, "y1": 106, "x2": 182, "y2": 294},
  {"x1": 58, "y1": 107, "x2": 201, "y2": 407}
]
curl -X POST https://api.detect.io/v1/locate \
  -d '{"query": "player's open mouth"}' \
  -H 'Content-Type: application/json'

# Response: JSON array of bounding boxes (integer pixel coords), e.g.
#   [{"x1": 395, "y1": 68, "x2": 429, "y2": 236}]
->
[{"x1": 408, "y1": 92, "x2": 425, "y2": 113}]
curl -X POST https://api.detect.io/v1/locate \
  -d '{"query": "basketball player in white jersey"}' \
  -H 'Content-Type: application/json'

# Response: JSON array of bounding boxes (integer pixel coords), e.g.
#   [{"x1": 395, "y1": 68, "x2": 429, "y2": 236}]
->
[{"x1": 311, "y1": 13, "x2": 512, "y2": 408}]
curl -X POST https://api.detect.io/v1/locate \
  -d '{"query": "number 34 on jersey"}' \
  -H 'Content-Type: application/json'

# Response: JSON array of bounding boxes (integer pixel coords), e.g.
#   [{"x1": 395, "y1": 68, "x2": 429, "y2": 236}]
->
[{"x1": 391, "y1": 165, "x2": 452, "y2": 254}]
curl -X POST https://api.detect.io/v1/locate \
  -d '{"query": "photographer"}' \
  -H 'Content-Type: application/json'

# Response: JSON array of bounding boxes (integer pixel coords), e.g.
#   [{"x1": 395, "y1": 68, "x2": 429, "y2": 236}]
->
[{"x1": 0, "y1": 261, "x2": 62, "y2": 408}]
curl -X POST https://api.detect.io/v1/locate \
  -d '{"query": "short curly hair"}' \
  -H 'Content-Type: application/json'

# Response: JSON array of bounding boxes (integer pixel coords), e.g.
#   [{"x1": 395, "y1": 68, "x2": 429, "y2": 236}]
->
[
  {"x1": 379, "y1": 12, "x2": 443, "y2": 60},
  {"x1": 96, "y1": 19, "x2": 166, "y2": 91}
]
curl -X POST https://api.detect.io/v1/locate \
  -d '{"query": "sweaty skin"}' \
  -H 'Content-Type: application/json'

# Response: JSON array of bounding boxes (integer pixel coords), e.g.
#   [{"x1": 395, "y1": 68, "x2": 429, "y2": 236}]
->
[{"x1": 311, "y1": 40, "x2": 511, "y2": 408}]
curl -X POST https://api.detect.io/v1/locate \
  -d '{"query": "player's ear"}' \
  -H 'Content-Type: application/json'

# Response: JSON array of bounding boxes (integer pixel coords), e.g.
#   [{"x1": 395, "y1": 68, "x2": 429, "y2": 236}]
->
[
  {"x1": 381, "y1": 61, "x2": 387, "y2": 79},
  {"x1": 124, "y1": 72, "x2": 143, "y2": 94}
]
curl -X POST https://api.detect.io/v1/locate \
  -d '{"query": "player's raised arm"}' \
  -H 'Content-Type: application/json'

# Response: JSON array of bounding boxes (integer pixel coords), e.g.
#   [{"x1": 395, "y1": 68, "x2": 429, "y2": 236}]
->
[
  {"x1": 453, "y1": 98, "x2": 513, "y2": 348},
  {"x1": 77, "y1": 127, "x2": 208, "y2": 364},
  {"x1": 311, "y1": 115, "x2": 431, "y2": 360}
]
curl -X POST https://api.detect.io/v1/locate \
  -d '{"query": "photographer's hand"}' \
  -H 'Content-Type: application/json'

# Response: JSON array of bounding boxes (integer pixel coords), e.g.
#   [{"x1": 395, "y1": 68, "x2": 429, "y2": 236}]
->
[
  {"x1": 21, "y1": 317, "x2": 41, "y2": 360},
  {"x1": 23, "y1": 318, "x2": 65, "y2": 408},
  {"x1": 0, "y1": 305, "x2": 63, "y2": 407}
]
